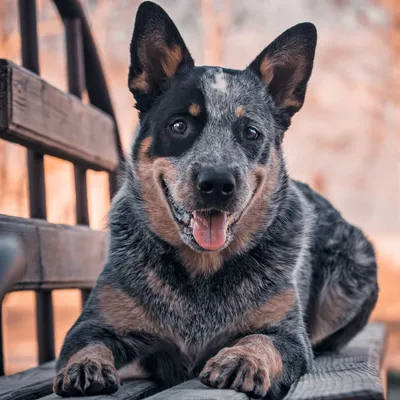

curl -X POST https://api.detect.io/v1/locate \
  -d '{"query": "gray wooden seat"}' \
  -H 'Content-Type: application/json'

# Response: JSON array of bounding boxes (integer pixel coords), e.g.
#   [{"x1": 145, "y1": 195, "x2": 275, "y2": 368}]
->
[{"x1": 0, "y1": 323, "x2": 386, "y2": 400}]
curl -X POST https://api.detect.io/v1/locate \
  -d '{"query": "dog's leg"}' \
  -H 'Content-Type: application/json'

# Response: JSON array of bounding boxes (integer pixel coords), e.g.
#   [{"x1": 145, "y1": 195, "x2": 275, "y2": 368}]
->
[
  {"x1": 200, "y1": 310, "x2": 312, "y2": 399},
  {"x1": 313, "y1": 289, "x2": 378, "y2": 353},
  {"x1": 308, "y1": 223, "x2": 378, "y2": 351},
  {"x1": 53, "y1": 320, "x2": 138, "y2": 397},
  {"x1": 54, "y1": 319, "x2": 191, "y2": 397}
]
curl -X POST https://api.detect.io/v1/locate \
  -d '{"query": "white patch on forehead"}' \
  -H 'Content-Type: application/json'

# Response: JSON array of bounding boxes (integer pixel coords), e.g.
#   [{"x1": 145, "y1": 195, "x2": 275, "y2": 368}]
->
[
  {"x1": 210, "y1": 69, "x2": 227, "y2": 92},
  {"x1": 201, "y1": 68, "x2": 232, "y2": 119}
]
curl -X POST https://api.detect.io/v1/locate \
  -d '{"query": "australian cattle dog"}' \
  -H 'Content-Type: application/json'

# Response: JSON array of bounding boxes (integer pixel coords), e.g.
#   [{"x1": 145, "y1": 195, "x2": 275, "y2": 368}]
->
[{"x1": 54, "y1": 2, "x2": 378, "y2": 398}]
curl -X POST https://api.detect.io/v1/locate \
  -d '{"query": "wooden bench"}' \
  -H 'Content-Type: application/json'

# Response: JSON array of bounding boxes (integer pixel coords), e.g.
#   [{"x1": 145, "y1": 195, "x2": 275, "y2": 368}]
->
[{"x1": 0, "y1": 1, "x2": 387, "y2": 399}]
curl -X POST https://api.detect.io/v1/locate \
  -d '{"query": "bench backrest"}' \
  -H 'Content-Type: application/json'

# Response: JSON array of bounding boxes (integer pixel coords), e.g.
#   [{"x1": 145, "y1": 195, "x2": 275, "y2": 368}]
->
[{"x1": 0, "y1": 0, "x2": 123, "y2": 375}]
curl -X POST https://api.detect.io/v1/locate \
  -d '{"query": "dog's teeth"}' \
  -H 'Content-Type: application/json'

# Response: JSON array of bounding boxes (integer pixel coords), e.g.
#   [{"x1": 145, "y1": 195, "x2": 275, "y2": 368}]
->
[{"x1": 182, "y1": 213, "x2": 190, "y2": 225}]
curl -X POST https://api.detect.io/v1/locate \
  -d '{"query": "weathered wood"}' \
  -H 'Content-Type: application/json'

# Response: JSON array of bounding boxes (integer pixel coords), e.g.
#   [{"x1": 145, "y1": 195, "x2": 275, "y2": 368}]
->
[
  {"x1": 42, "y1": 380, "x2": 159, "y2": 400},
  {"x1": 148, "y1": 323, "x2": 387, "y2": 400},
  {"x1": 0, "y1": 59, "x2": 118, "y2": 171},
  {"x1": 0, "y1": 214, "x2": 107, "y2": 291},
  {"x1": 0, "y1": 324, "x2": 387, "y2": 399},
  {"x1": 0, "y1": 216, "x2": 42, "y2": 287},
  {"x1": 285, "y1": 322, "x2": 386, "y2": 400},
  {"x1": 38, "y1": 220, "x2": 107, "y2": 289},
  {"x1": 18, "y1": 0, "x2": 56, "y2": 364},
  {"x1": 147, "y1": 380, "x2": 248, "y2": 400},
  {"x1": 0, "y1": 361, "x2": 55, "y2": 400}
]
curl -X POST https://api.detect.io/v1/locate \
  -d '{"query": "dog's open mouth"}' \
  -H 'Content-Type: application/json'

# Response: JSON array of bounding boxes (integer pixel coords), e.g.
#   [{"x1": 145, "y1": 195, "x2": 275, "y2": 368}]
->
[
  {"x1": 190, "y1": 210, "x2": 235, "y2": 251},
  {"x1": 161, "y1": 180, "x2": 237, "y2": 251}
]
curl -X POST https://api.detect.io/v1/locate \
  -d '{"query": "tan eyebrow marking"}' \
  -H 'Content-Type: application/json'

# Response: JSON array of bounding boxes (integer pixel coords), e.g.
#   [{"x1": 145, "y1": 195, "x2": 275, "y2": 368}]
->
[
  {"x1": 189, "y1": 103, "x2": 201, "y2": 116},
  {"x1": 235, "y1": 106, "x2": 245, "y2": 117}
]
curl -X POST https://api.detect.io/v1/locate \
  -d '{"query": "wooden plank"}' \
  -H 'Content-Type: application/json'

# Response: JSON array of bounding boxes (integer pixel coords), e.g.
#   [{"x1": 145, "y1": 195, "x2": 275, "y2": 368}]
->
[
  {"x1": 0, "y1": 361, "x2": 55, "y2": 400},
  {"x1": 43, "y1": 380, "x2": 159, "y2": 400},
  {"x1": 0, "y1": 214, "x2": 107, "y2": 291},
  {"x1": 0, "y1": 324, "x2": 387, "y2": 399},
  {"x1": 0, "y1": 363, "x2": 158, "y2": 400},
  {"x1": 148, "y1": 324, "x2": 386, "y2": 400},
  {"x1": 0, "y1": 215, "x2": 41, "y2": 287},
  {"x1": 0, "y1": 59, "x2": 118, "y2": 171},
  {"x1": 38, "y1": 222, "x2": 107, "y2": 289},
  {"x1": 147, "y1": 380, "x2": 248, "y2": 399}
]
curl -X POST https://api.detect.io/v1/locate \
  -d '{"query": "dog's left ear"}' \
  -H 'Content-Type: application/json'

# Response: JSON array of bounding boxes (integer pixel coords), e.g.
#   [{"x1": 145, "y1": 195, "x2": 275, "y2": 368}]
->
[
  {"x1": 129, "y1": 1, "x2": 194, "y2": 112},
  {"x1": 248, "y1": 23, "x2": 317, "y2": 121}
]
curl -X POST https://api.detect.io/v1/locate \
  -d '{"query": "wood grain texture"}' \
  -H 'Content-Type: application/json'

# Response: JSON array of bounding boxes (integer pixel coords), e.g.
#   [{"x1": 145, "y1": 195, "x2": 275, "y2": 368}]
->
[
  {"x1": 0, "y1": 59, "x2": 118, "y2": 171},
  {"x1": 285, "y1": 322, "x2": 387, "y2": 400},
  {"x1": 147, "y1": 379, "x2": 249, "y2": 399},
  {"x1": 148, "y1": 323, "x2": 387, "y2": 400},
  {"x1": 0, "y1": 323, "x2": 387, "y2": 399},
  {"x1": 42, "y1": 380, "x2": 159, "y2": 400},
  {"x1": 0, "y1": 215, "x2": 41, "y2": 287},
  {"x1": 0, "y1": 214, "x2": 107, "y2": 290},
  {"x1": 0, "y1": 361, "x2": 55, "y2": 399}
]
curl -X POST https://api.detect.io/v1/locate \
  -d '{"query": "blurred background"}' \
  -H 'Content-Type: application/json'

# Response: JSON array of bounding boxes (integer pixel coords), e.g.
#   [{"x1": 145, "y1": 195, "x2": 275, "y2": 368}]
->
[{"x1": 0, "y1": 0, "x2": 399, "y2": 390}]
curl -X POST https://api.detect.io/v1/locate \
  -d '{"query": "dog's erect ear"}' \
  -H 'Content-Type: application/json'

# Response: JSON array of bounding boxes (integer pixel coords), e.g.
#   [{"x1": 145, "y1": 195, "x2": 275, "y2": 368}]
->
[
  {"x1": 129, "y1": 1, "x2": 194, "y2": 112},
  {"x1": 248, "y1": 23, "x2": 317, "y2": 120}
]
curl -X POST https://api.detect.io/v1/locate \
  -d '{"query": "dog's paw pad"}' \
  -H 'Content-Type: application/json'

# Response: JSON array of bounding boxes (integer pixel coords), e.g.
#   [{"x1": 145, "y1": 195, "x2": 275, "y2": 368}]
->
[{"x1": 53, "y1": 360, "x2": 119, "y2": 397}]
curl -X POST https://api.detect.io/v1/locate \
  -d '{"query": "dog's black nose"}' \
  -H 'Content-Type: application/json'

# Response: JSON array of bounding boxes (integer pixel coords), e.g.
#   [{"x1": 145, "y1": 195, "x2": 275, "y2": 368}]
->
[{"x1": 197, "y1": 167, "x2": 236, "y2": 199}]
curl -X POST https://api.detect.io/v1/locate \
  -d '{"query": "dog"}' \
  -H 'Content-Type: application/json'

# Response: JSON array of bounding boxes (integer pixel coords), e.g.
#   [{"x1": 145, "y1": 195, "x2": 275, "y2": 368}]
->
[{"x1": 54, "y1": 2, "x2": 378, "y2": 398}]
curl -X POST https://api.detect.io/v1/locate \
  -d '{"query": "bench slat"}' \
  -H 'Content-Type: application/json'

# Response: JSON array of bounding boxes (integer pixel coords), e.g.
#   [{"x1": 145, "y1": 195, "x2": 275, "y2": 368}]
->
[
  {"x1": 147, "y1": 380, "x2": 248, "y2": 399},
  {"x1": 0, "y1": 322, "x2": 386, "y2": 399},
  {"x1": 146, "y1": 323, "x2": 386, "y2": 400},
  {"x1": 285, "y1": 322, "x2": 386, "y2": 400},
  {"x1": 0, "y1": 59, "x2": 118, "y2": 171},
  {"x1": 0, "y1": 214, "x2": 107, "y2": 290},
  {"x1": 42, "y1": 380, "x2": 159, "y2": 400},
  {"x1": 0, "y1": 361, "x2": 55, "y2": 400}
]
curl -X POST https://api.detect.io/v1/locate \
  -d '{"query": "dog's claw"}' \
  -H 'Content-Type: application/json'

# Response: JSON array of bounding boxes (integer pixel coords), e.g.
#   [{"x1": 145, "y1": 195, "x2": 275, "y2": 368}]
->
[{"x1": 53, "y1": 361, "x2": 119, "y2": 397}]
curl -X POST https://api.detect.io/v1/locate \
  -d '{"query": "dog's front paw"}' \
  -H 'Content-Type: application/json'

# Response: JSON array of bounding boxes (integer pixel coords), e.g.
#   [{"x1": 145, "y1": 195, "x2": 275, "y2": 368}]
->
[
  {"x1": 53, "y1": 360, "x2": 119, "y2": 397},
  {"x1": 200, "y1": 346, "x2": 273, "y2": 399}
]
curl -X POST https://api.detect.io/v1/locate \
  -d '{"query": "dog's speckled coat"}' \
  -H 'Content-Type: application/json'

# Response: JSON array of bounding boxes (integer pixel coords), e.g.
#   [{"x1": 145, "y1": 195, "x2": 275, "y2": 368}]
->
[{"x1": 54, "y1": 2, "x2": 378, "y2": 399}]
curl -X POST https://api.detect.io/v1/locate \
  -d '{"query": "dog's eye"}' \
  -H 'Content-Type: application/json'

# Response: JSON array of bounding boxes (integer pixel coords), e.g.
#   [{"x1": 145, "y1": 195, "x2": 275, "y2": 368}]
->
[
  {"x1": 244, "y1": 126, "x2": 259, "y2": 140},
  {"x1": 170, "y1": 120, "x2": 187, "y2": 135}
]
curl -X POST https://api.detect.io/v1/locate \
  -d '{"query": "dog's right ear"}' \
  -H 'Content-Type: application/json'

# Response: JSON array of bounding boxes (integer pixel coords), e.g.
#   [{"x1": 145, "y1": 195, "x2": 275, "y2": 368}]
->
[{"x1": 129, "y1": 1, "x2": 194, "y2": 112}]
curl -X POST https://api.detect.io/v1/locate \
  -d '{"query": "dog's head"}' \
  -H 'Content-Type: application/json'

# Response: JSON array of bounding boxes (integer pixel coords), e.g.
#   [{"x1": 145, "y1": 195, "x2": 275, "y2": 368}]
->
[{"x1": 128, "y1": 1, "x2": 316, "y2": 255}]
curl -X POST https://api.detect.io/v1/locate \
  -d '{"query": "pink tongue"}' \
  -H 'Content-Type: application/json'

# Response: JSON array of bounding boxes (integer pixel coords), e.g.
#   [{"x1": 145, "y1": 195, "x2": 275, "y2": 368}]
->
[{"x1": 191, "y1": 211, "x2": 228, "y2": 251}]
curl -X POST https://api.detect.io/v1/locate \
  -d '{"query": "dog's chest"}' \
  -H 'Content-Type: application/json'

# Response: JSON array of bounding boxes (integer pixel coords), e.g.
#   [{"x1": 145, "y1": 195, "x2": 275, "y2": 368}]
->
[{"x1": 147, "y1": 277, "x2": 271, "y2": 355}]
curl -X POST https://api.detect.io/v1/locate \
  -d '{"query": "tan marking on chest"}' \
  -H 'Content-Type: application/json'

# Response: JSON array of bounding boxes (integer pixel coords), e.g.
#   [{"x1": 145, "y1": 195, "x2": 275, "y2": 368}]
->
[
  {"x1": 236, "y1": 289, "x2": 296, "y2": 332},
  {"x1": 178, "y1": 248, "x2": 224, "y2": 276},
  {"x1": 98, "y1": 285, "x2": 159, "y2": 336},
  {"x1": 147, "y1": 269, "x2": 185, "y2": 315}
]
